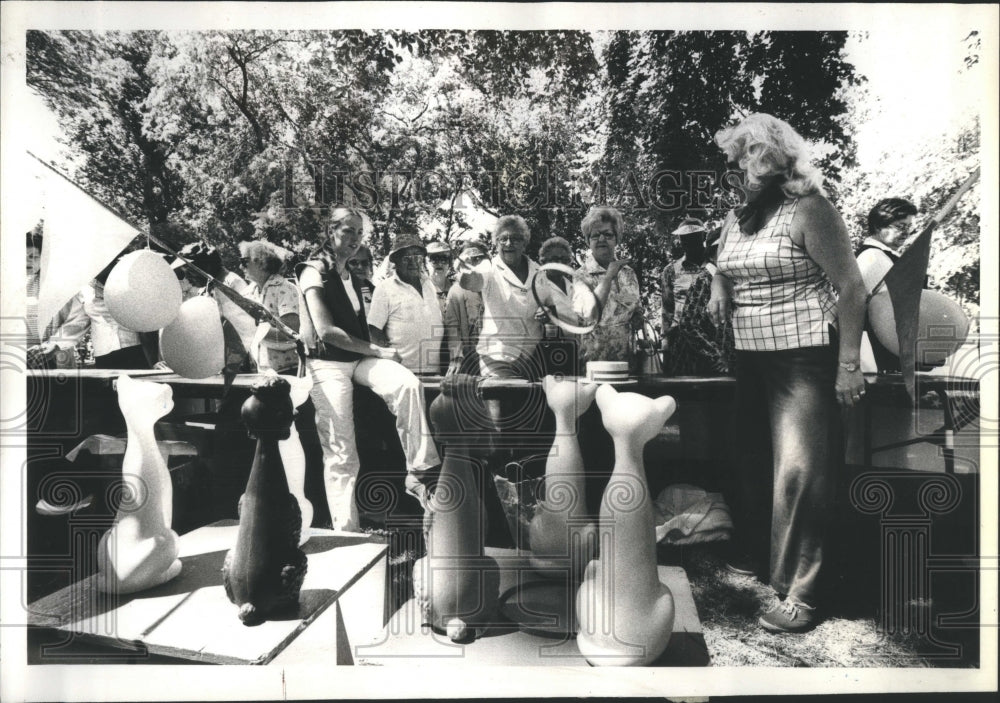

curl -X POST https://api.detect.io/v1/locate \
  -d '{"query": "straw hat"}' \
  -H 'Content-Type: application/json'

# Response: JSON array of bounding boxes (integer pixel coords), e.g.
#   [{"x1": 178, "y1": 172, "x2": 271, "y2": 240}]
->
[{"x1": 388, "y1": 233, "x2": 426, "y2": 259}]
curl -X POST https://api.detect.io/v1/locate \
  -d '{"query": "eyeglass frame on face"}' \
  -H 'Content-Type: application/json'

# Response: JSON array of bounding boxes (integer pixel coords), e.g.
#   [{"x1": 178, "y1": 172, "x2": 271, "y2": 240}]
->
[
  {"x1": 496, "y1": 232, "x2": 526, "y2": 245},
  {"x1": 589, "y1": 228, "x2": 618, "y2": 241},
  {"x1": 346, "y1": 258, "x2": 371, "y2": 269},
  {"x1": 888, "y1": 217, "x2": 914, "y2": 234},
  {"x1": 399, "y1": 253, "x2": 426, "y2": 264}
]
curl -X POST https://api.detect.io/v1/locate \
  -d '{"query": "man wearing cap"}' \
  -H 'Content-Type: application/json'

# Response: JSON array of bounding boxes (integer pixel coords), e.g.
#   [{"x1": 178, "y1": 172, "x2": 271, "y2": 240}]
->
[
  {"x1": 425, "y1": 240, "x2": 454, "y2": 317},
  {"x1": 368, "y1": 233, "x2": 446, "y2": 375},
  {"x1": 661, "y1": 218, "x2": 717, "y2": 367}
]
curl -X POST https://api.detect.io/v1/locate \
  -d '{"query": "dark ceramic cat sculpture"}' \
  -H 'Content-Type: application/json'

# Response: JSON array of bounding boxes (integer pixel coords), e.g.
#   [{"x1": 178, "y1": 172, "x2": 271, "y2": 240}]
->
[
  {"x1": 223, "y1": 376, "x2": 307, "y2": 625},
  {"x1": 412, "y1": 374, "x2": 499, "y2": 641}
]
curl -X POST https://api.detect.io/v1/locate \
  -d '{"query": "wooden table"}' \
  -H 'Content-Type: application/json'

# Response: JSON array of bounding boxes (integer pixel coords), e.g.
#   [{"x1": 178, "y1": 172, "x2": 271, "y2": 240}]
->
[
  {"x1": 355, "y1": 547, "x2": 708, "y2": 667},
  {"x1": 26, "y1": 521, "x2": 387, "y2": 665},
  {"x1": 25, "y1": 368, "x2": 982, "y2": 471}
]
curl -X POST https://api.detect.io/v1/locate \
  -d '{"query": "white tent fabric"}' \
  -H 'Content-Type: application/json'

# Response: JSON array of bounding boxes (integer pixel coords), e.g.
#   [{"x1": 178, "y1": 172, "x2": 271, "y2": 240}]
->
[{"x1": 31, "y1": 153, "x2": 140, "y2": 332}]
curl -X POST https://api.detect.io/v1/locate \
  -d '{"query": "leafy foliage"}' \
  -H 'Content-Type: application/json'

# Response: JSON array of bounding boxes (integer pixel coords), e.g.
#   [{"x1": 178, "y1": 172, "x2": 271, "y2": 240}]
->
[
  {"x1": 601, "y1": 30, "x2": 862, "y2": 315},
  {"x1": 27, "y1": 31, "x2": 185, "y2": 234},
  {"x1": 27, "y1": 29, "x2": 976, "y2": 327}
]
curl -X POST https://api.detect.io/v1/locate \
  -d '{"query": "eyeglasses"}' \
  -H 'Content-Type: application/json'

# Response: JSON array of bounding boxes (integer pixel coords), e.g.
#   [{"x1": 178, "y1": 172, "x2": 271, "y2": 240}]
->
[
  {"x1": 429, "y1": 255, "x2": 451, "y2": 264},
  {"x1": 399, "y1": 254, "x2": 426, "y2": 264},
  {"x1": 589, "y1": 231, "x2": 617, "y2": 241},
  {"x1": 347, "y1": 259, "x2": 371, "y2": 269},
  {"x1": 497, "y1": 234, "x2": 526, "y2": 244}
]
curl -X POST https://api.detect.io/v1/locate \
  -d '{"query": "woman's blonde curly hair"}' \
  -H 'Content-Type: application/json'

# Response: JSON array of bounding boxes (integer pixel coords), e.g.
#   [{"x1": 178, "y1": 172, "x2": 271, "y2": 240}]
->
[{"x1": 715, "y1": 113, "x2": 824, "y2": 197}]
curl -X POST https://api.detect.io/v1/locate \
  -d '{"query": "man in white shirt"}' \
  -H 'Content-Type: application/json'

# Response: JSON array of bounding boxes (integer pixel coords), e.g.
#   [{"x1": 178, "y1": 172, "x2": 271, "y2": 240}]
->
[{"x1": 368, "y1": 234, "x2": 445, "y2": 375}]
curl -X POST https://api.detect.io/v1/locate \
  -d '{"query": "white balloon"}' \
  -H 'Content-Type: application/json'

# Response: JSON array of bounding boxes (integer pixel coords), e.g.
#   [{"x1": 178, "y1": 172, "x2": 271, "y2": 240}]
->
[
  {"x1": 160, "y1": 297, "x2": 225, "y2": 379},
  {"x1": 104, "y1": 250, "x2": 183, "y2": 332},
  {"x1": 869, "y1": 289, "x2": 970, "y2": 366}
]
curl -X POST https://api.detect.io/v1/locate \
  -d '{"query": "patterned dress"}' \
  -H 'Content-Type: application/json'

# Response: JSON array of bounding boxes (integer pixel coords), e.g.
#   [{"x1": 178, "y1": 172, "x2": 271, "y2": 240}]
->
[
  {"x1": 664, "y1": 267, "x2": 736, "y2": 376},
  {"x1": 575, "y1": 253, "x2": 640, "y2": 364}
]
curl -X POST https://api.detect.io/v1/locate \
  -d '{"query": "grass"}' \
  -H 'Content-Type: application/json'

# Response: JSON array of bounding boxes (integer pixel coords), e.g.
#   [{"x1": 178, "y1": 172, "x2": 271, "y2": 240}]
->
[{"x1": 680, "y1": 545, "x2": 935, "y2": 668}]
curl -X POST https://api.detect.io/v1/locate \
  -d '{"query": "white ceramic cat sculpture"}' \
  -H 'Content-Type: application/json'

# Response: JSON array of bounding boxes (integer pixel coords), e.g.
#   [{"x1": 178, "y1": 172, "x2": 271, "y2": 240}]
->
[
  {"x1": 528, "y1": 376, "x2": 598, "y2": 579},
  {"x1": 96, "y1": 375, "x2": 182, "y2": 593},
  {"x1": 575, "y1": 384, "x2": 676, "y2": 666}
]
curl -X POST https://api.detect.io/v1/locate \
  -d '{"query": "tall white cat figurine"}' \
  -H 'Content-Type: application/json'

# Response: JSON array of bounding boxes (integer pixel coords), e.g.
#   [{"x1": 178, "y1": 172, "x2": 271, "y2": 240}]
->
[
  {"x1": 528, "y1": 376, "x2": 598, "y2": 580},
  {"x1": 96, "y1": 375, "x2": 182, "y2": 593},
  {"x1": 575, "y1": 384, "x2": 676, "y2": 666}
]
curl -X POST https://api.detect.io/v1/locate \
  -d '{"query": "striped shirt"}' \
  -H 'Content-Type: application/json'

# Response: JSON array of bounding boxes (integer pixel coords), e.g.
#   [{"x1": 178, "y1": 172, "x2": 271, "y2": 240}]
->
[
  {"x1": 716, "y1": 197, "x2": 837, "y2": 351},
  {"x1": 26, "y1": 272, "x2": 89, "y2": 351}
]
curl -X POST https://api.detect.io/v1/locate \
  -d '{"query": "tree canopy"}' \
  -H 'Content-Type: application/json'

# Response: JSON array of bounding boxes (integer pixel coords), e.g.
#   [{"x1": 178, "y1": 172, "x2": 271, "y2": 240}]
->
[{"x1": 26, "y1": 28, "x2": 980, "y2": 324}]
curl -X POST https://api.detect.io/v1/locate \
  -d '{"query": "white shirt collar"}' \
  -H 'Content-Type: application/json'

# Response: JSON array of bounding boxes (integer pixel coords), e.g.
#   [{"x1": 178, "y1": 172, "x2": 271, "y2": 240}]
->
[
  {"x1": 492, "y1": 255, "x2": 538, "y2": 287},
  {"x1": 390, "y1": 270, "x2": 428, "y2": 292}
]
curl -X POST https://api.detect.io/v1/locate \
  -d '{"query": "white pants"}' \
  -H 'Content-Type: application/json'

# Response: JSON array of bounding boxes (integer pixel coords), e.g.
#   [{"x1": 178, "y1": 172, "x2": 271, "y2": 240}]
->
[{"x1": 307, "y1": 356, "x2": 440, "y2": 532}]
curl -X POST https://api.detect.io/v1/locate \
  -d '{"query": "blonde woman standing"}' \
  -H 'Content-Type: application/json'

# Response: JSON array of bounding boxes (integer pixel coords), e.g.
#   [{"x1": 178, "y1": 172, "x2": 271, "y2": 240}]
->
[{"x1": 710, "y1": 113, "x2": 866, "y2": 633}]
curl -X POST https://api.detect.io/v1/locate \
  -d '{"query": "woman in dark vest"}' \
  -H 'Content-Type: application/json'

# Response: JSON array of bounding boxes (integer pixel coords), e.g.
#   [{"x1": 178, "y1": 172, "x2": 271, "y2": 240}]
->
[
  {"x1": 856, "y1": 198, "x2": 920, "y2": 372},
  {"x1": 298, "y1": 207, "x2": 440, "y2": 531}
]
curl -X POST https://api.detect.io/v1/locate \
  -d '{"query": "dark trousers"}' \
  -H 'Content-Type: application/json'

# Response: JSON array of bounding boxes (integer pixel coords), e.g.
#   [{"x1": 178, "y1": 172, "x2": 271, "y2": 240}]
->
[
  {"x1": 729, "y1": 344, "x2": 842, "y2": 607},
  {"x1": 94, "y1": 345, "x2": 150, "y2": 370}
]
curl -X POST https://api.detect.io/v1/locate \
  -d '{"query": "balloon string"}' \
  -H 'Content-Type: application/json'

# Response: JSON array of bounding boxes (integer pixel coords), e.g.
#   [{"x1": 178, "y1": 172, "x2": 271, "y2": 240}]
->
[{"x1": 143, "y1": 230, "x2": 301, "y2": 344}]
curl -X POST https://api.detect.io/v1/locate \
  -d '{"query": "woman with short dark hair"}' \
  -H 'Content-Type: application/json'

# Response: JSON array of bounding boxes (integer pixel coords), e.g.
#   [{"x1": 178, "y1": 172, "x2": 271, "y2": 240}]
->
[{"x1": 856, "y1": 198, "x2": 921, "y2": 372}]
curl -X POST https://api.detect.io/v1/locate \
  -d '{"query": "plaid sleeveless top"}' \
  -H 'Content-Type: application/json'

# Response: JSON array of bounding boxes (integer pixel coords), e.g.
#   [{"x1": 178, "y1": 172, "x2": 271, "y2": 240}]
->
[{"x1": 717, "y1": 197, "x2": 837, "y2": 351}]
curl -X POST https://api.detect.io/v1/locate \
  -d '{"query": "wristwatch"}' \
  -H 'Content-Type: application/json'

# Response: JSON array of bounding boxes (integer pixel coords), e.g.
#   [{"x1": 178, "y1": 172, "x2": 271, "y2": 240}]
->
[{"x1": 838, "y1": 360, "x2": 860, "y2": 372}]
